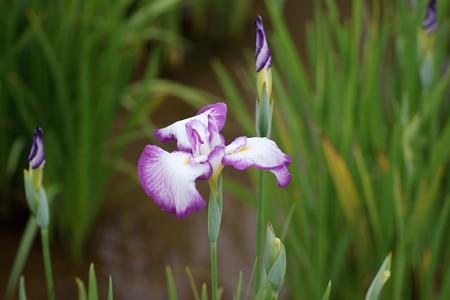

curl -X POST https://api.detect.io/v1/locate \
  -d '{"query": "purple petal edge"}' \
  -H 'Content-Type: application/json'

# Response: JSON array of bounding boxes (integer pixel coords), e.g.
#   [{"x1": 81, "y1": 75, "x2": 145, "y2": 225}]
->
[
  {"x1": 422, "y1": 0, "x2": 438, "y2": 34},
  {"x1": 255, "y1": 15, "x2": 271, "y2": 72},
  {"x1": 137, "y1": 145, "x2": 208, "y2": 218},
  {"x1": 28, "y1": 126, "x2": 45, "y2": 169},
  {"x1": 196, "y1": 102, "x2": 227, "y2": 131}
]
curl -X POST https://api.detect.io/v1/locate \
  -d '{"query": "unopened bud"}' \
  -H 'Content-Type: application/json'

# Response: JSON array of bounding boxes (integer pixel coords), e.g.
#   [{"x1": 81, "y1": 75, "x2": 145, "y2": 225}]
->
[
  {"x1": 255, "y1": 15, "x2": 273, "y2": 101},
  {"x1": 264, "y1": 222, "x2": 286, "y2": 293}
]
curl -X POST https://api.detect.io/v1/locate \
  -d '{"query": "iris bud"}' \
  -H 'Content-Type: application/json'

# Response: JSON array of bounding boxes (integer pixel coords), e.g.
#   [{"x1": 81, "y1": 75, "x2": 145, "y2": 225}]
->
[{"x1": 264, "y1": 222, "x2": 286, "y2": 293}]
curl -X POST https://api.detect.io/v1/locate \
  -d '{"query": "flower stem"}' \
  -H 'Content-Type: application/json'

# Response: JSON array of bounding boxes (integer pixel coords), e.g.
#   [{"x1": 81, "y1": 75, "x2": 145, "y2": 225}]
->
[
  {"x1": 255, "y1": 169, "x2": 265, "y2": 292},
  {"x1": 211, "y1": 241, "x2": 218, "y2": 300},
  {"x1": 208, "y1": 175, "x2": 223, "y2": 300},
  {"x1": 41, "y1": 228, "x2": 55, "y2": 300},
  {"x1": 271, "y1": 291, "x2": 279, "y2": 300},
  {"x1": 4, "y1": 216, "x2": 38, "y2": 300}
]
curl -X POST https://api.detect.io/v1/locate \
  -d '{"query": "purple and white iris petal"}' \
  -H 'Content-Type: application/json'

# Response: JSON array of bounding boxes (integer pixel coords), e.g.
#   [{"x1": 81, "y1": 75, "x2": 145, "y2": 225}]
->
[
  {"x1": 255, "y1": 15, "x2": 271, "y2": 72},
  {"x1": 223, "y1": 137, "x2": 291, "y2": 187},
  {"x1": 28, "y1": 126, "x2": 45, "y2": 169},
  {"x1": 208, "y1": 145, "x2": 226, "y2": 178},
  {"x1": 422, "y1": 0, "x2": 438, "y2": 34},
  {"x1": 196, "y1": 102, "x2": 227, "y2": 132},
  {"x1": 154, "y1": 102, "x2": 227, "y2": 151},
  {"x1": 207, "y1": 114, "x2": 225, "y2": 150},
  {"x1": 186, "y1": 120, "x2": 208, "y2": 156},
  {"x1": 137, "y1": 145, "x2": 212, "y2": 218}
]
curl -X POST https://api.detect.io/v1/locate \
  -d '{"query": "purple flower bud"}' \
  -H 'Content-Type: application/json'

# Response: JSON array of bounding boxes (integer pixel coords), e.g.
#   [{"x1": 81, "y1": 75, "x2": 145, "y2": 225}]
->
[
  {"x1": 255, "y1": 15, "x2": 272, "y2": 73},
  {"x1": 422, "y1": 0, "x2": 438, "y2": 35},
  {"x1": 28, "y1": 126, "x2": 45, "y2": 169}
]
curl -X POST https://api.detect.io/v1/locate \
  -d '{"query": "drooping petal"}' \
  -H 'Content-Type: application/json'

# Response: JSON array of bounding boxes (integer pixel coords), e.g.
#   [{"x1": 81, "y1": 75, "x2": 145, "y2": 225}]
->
[
  {"x1": 422, "y1": 0, "x2": 438, "y2": 35},
  {"x1": 255, "y1": 15, "x2": 272, "y2": 73},
  {"x1": 223, "y1": 137, "x2": 291, "y2": 187},
  {"x1": 137, "y1": 145, "x2": 212, "y2": 218},
  {"x1": 28, "y1": 126, "x2": 45, "y2": 169},
  {"x1": 154, "y1": 102, "x2": 227, "y2": 152}
]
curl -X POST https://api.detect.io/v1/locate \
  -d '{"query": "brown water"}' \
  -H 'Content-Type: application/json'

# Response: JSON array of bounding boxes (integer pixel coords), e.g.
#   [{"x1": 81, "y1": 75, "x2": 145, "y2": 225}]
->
[{"x1": 0, "y1": 1, "x2": 332, "y2": 298}]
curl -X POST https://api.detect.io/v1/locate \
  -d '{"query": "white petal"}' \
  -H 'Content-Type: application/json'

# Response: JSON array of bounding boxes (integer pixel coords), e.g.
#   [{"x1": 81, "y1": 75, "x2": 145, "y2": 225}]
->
[
  {"x1": 137, "y1": 145, "x2": 212, "y2": 218},
  {"x1": 154, "y1": 102, "x2": 227, "y2": 152},
  {"x1": 223, "y1": 137, "x2": 291, "y2": 187}
]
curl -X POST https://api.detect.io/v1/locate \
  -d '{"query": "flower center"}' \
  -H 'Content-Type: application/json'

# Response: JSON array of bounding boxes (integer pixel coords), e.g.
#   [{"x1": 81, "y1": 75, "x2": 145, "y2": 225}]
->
[{"x1": 199, "y1": 143, "x2": 211, "y2": 156}]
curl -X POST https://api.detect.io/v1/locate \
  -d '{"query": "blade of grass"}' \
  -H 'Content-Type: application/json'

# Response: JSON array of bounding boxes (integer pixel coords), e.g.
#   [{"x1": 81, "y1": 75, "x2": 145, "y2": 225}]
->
[{"x1": 166, "y1": 266, "x2": 178, "y2": 300}]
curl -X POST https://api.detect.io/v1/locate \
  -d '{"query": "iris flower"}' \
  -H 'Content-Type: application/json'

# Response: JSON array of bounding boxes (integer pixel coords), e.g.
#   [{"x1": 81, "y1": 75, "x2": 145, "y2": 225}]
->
[
  {"x1": 28, "y1": 126, "x2": 45, "y2": 170},
  {"x1": 255, "y1": 14, "x2": 272, "y2": 100},
  {"x1": 137, "y1": 102, "x2": 291, "y2": 218},
  {"x1": 422, "y1": 0, "x2": 438, "y2": 35},
  {"x1": 26, "y1": 126, "x2": 45, "y2": 191}
]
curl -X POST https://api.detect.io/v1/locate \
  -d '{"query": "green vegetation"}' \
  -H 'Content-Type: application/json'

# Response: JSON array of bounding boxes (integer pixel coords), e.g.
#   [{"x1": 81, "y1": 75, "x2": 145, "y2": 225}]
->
[{"x1": 215, "y1": 0, "x2": 450, "y2": 298}]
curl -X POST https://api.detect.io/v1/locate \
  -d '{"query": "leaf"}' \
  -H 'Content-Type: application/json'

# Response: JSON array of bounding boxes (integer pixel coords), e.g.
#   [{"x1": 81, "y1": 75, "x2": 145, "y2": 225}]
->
[
  {"x1": 185, "y1": 266, "x2": 200, "y2": 300},
  {"x1": 19, "y1": 276, "x2": 27, "y2": 300},
  {"x1": 107, "y1": 276, "x2": 113, "y2": 300},
  {"x1": 165, "y1": 266, "x2": 178, "y2": 300},
  {"x1": 321, "y1": 281, "x2": 332, "y2": 300},
  {"x1": 365, "y1": 253, "x2": 392, "y2": 300},
  {"x1": 88, "y1": 263, "x2": 99, "y2": 300},
  {"x1": 75, "y1": 277, "x2": 88, "y2": 300}
]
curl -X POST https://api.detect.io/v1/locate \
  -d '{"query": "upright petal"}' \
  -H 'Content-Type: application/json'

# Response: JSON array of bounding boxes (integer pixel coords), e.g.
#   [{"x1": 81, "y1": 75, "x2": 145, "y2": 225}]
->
[
  {"x1": 422, "y1": 0, "x2": 438, "y2": 35},
  {"x1": 223, "y1": 137, "x2": 291, "y2": 187},
  {"x1": 186, "y1": 119, "x2": 208, "y2": 156},
  {"x1": 255, "y1": 15, "x2": 272, "y2": 73},
  {"x1": 137, "y1": 145, "x2": 212, "y2": 218},
  {"x1": 196, "y1": 102, "x2": 227, "y2": 132},
  {"x1": 154, "y1": 102, "x2": 227, "y2": 152},
  {"x1": 28, "y1": 126, "x2": 45, "y2": 169}
]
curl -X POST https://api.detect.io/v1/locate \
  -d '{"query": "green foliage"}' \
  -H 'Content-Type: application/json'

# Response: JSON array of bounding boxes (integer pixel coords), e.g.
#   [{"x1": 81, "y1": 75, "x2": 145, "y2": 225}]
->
[
  {"x1": 365, "y1": 253, "x2": 392, "y2": 300},
  {"x1": 165, "y1": 266, "x2": 178, "y2": 300},
  {"x1": 4, "y1": 217, "x2": 38, "y2": 300},
  {"x1": 191, "y1": 0, "x2": 254, "y2": 40},
  {"x1": 19, "y1": 276, "x2": 27, "y2": 300},
  {"x1": 75, "y1": 263, "x2": 113, "y2": 300},
  {"x1": 215, "y1": 0, "x2": 450, "y2": 298},
  {"x1": 0, "y1": 0, "x2": 196, "y2": 260},
  {"x1": 321, "y1": 281, "x2": 331, "y2": 300}
]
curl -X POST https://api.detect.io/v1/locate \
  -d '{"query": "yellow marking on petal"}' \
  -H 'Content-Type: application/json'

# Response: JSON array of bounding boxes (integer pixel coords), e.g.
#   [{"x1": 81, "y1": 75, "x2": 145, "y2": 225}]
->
[
  {"x1": 236, "y1": 146, "x2": 250, "y2": 153},
  {"x1": 183, "y1": 158, "x2": 190, "y2": 166}
]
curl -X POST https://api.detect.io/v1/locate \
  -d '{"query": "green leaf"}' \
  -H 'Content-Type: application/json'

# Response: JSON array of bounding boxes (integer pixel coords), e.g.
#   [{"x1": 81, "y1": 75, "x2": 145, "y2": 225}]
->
[
  {"x1": 107, "y1": 276, "x2": 113, "y2": 300},
  {"x1": 233, "y1": 271, "x2": 243, "y2": 300},
  {"x1": 19, "y1": 276, "x2": 27, "y2": 300},
  {"x1": 88, "y1": 263, "x2": 99, "y2": 300},
  {"x1": 365, "y1": 253, "x2": 392, "y2": 300},
  {"x1": 4, "y1": 216, "x2": 38, "y2": 300},
  {"x1": 201, "y1": 283, "x2": 208, "y2": 300},
  {"x1": 321, "y1": 281, "x2": 332, "y2": 300},
  {"x1": 165, "y1": 266, "x2": 178, "y2": 300},
  {"x1": 75, "y1": 277, "x2": 88, "y2": 300},
  {"x1": 185, "y1": 267, "x2": 200, "y2": 300}
]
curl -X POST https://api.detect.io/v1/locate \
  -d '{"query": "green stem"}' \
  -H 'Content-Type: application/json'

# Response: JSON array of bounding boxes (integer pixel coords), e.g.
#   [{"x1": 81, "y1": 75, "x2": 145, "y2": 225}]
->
[
  {"x1": 255, "y1": 170, "x2": 265, "y2": 292},
  {"x1": 211, "y1": 241, "x2": 218, "y2": 300},
  {"x1": 41, "y1": 228, "x2": 55, "y2": 300},
  {"x1": 4, "y1": 216, "x2": 38, "y2": 300},
  {"x1": 208, "y1": 175, "x2": 223, "y2": 300},
  {"x1": 271, "y1": 291, "x2": 279, "y2": 300}
]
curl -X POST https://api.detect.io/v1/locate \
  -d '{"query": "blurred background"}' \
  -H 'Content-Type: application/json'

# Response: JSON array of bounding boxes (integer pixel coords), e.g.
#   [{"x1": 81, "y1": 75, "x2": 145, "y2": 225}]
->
[{"x1": 1, "y1": 0, "x2": 450, "y2": 299}]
